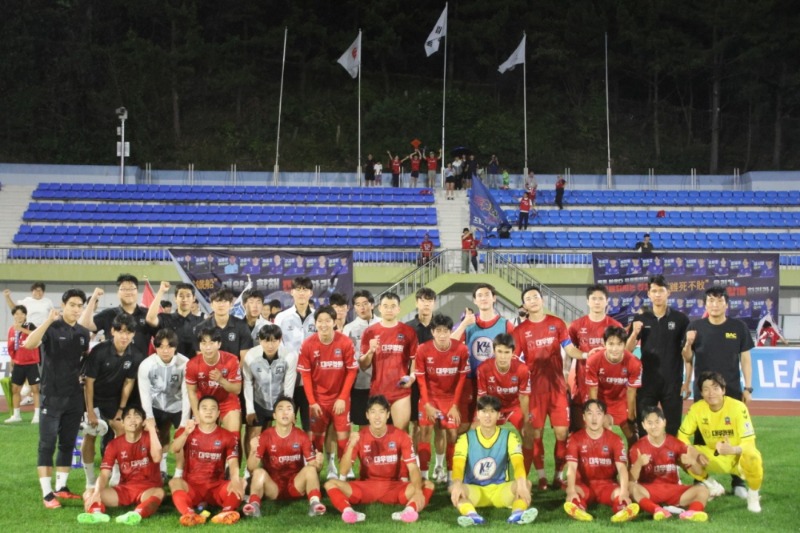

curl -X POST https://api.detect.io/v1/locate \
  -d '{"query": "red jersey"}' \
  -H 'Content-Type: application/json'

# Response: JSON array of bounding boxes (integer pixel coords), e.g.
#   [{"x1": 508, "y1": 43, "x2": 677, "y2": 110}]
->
[
  {"x1": 513, "y1": 315, "x2": 571, "y2": 394},
  {"x1": 255, "y1": 426, "x2": 316, "y2": 482},
  {"x1": 391, "y1": 160, "x2": 401, "y2": 173},
  {"x1": 629, "y1": 435, "x2": 688, "y2": 485},
  {"x1": 352, "y1": 425, "x2": 416, "y2": 481},
  {"x1": 519, "y1": 196, "x2": 531, "y2": 213},
  {"x1": 569, "y1": 315, "x2": 623, "y2": 400},
  {"x1": 420, "y1": 240, "x2": 434, "y2": 257},
  {"x1": 566, "y1": 428, "x2": 626, "y2": 483},
  {"x1": 426, "y1": 155, "x2": 438, "y2": 172},
  {"x1": 298, "y1": 331, "x2": 357, "y2": 404},
  {"x1": 476, "y1": 359, "x2": 531, "y2": 411},
  {"x1": 100, "y1": 431, "x2": 161, "y2": 487},
  {"x1": 410, "y1": 158, "x2": 421, "y2": 172},
  {"x1": 414, "y1": 339, "x2": 469, "y2": 402},
  {"x1": 7, "y1": 324, "x2": 40, "y2": 365},
  {"x1": 185, "y1": 351, "x2": 242, "y2": 404},
  {"x1": 461, "y1": 234, "x2": 474, "y2": 251},
  {"x1": 585, "y1": 349, "x2": 642, "y2": 406},
  {"x1": 181, "y1": 425, "x2": 239, "y2": 486},
  {"x1": 361, "y1": 322, "x2": 418, "y2": 402},
  {"x1": 757, "y1": 326, "x2": 781, "y2": 346}
]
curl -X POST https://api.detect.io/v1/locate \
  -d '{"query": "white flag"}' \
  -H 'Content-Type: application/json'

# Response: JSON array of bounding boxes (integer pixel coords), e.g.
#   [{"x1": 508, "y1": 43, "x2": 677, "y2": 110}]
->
[
  {"x1": 425, "y1": 5, "x2": 448, "y2": 57},
  {"x1": 337, "y1": 32, "x2": 361, "y2": 78},
  {"x1": 498, "y1": 35, "x2": 526, "y2": 73}
]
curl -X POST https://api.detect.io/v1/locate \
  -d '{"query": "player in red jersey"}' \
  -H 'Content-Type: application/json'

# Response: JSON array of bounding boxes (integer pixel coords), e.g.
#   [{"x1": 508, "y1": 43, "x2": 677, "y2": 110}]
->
[
  {"x1": 242, "y1": 396, "x2": 326, "y2": 518},
  {"x1": 185, "y1": 328, "x2": 242, "y2": 433},
  {"x1": 360, "y1": 292, "x2": 418, "y2": 431},
  {"x1": 585, "y1": 326, "x2": 643, "y2": 445},
  {"x1": 77, "y1": 406, "x2": 164, "y2": 525},
  {"x1": 513, "y1": 285, "x2": 582, "y2": 490},
  {"x1": 168, "y1": 396, "x2": 244, "y2": 526},
  {"x1": 568, "y1": 284, "x2": 623, "y2": 431},
  {"x1": 324, "y1": 395, "x2": 435, "y2": 524},
  {"x1": 298, "y1": 306, "x2": 358, "y2": 474},
  {"x1": 414, "y1": 314, "x2": 469, "y2": 482},
  {"x1": 629, "y1": 406, "x2": 710, "y2": 521},
  {"x1": 476, "y1": 333, "x2": 531, "y2": 432},
  {"x1": 563, "y1": 399, "x2": 640, "y2": 523}
]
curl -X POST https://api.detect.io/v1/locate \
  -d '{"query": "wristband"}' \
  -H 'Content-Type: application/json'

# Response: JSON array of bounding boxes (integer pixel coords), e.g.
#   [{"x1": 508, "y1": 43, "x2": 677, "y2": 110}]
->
[{"x1": 582, "y1": 352, "x2": 588, "y2": 360}]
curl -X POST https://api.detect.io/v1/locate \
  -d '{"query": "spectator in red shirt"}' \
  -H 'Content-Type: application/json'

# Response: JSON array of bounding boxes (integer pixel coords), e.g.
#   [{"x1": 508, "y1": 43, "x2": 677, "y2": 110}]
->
[
  {"x1": 419, "y1": 233, "x2": 435, "y2": 265},
  {"x1": 518, "y1": 192, "x2": 532, "y2": 230},
  {"x1": 555, "y1": 175, "x2": 566, "y2": 210},
  {"x1": 406, "y1": 149, "x2": 422, "y2": 188},
  {"x1": 5, "y1": 304, "x2": 41, "y2": 423},
  {"x1": 387, "y1": 151, "x2": 403, "y2": 187},
  {"x1": 425, "y1": 149, "x2": 442, "y2": 189}
]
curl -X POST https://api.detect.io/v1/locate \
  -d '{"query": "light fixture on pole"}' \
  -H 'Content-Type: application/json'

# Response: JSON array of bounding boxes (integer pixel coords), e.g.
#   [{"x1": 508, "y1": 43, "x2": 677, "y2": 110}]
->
[{"x1": 116, "y1": 107, "x2": 129, "y2": 185}]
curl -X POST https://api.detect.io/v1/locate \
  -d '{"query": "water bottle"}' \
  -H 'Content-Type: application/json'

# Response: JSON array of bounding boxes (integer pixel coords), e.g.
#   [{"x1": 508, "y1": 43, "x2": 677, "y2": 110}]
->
[{"x1": 72, "y1": 435, "x2": 83, "y2": 468}]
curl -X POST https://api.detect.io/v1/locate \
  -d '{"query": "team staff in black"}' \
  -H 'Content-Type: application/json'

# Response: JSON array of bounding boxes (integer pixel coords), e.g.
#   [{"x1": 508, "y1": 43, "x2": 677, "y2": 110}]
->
[
  {"x1": 191, "y1": 288, "x2": 253, "y2": 358},
  {"x1": 146, "y1": 281, "x2": 203, "y2": 357},
  {"x1": 627, "y1": 275, "x2": 691, "y2": 436},
  {"x1": 81, "y1": 274, "x2": 153, "y2": 352},
  {"x1": 24, "y1": 289, "x2": 91, "y2": 509}
]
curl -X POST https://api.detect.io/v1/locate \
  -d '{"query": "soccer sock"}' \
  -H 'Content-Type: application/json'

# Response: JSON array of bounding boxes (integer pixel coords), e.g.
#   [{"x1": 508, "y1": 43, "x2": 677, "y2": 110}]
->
[
  {"x1": 221, "y1": 488, "x2": 242, "y2": 512},
  {"x1": 512, "y1": 498, "x2": 527, "y2": 512},
  {"x1": 422, "y1": 486, "x2": 434, "y2": 506},
  {"x1": 83, "y1": 463, "x2": 96, "y2": 488},
  {"x1": 312, "y1": 436, "x2": 325, "y2": 459},
  {"x1": 688, "y1": 501, "x2": 705, "y2": 512},
  {"x1": 326, "y1": 487, "x2": 351, "y2": 513},
  {"x1": 34, "y1": 408, "x2": 40, "y2": 417},
  {"x1": 39, "y1": 477, "x2": 53, "y2": 497},
  {"x1": 554, "y1": 439, "x2": 567, "y2": 476},
  {"x1": 160, "y1": 456, "x2": 167, "y2": 473},
  {"x1": 308, "y1": 489, "x2": 322, "y2": 503},
  {"x1": 56, "y1": 471, "x2": 69, "y2": 490},
  {"x1": 435, "y1": 453, "x2": 445, "y2": 467},
  {"x1": 88, "y1": 501, "x2": 106, "y2": 513},
  {"x1": 522, "y1": 446, "x2": 534, "y2": 473},
  {"x1": 417, "y1": 442, "x2": 431, "y2": 472},
  {"x1": 173, "y1": 468, "x2": 183, "y2": 478},
  {"x1": 458, "y1": 502, "x2": 477, "y2": 516},
  {"x1": 135, "y1": 496, "x2": 161, "y2": 518},
  {"x1": 612, "y1": 496, "x2": 626, "y2": 513},
  {"x1": 13, "y1": 408, "x2": 20, "y2": 417},
  {"x1": 533, "y1": 438, "x2": 545, "y2": 471},
  {"x1": 638, "y1": 497, "x2": 659, "y2": 514},
  {"x1": 446, "y1": 442, "x2": 455, "y2": 470},
  {"x1": 336, "y1": 440, "x2": 348, "y2": 461},
  {"x1": 172, "y1": 490, "x2": 193, "y2": 515},
  {"x1": 248, "y1": 494, "x2": 260, "y2": 505}
]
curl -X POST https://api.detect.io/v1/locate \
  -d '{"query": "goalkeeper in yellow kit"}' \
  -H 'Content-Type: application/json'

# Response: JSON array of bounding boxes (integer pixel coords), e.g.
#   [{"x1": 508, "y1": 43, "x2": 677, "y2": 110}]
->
[{"x1": 678, "y1": 371, "x2": 763, "y2": 513}]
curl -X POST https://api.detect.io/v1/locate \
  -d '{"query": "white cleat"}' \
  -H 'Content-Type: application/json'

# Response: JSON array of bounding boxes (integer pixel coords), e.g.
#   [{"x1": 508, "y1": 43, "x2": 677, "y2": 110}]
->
[
  {"x1": 746, "y1": 489, "x2": 761, "y2": 513},
  {"x1": 702, "y1": 477, "x2": 725, "y2": 499}
]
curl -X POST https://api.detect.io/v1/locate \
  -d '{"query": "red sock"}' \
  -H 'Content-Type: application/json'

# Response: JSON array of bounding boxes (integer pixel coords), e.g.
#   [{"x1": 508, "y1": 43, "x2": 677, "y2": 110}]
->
[
  {"x1": 308, "y1": 489, "x2": 322, "y2": 502},
  {"x1": 446, "y1": 442, "x2": 455, "y2": 470},
  {"x1": 533, "y1": 438, "x2": 545, "y2": 471},
  {"x1": 221, "y1": 486, "x2": 242, "y2": 512},
  {"x1": 172, "y1": 490, "x2": 193, "y2": 516},
  {"x1": 408, "y1": 501, "x2": 419, "y2": 511},
  {"x1": 248, "y1": 494, "x2": 260, "y2": 505},
  {"x1": 89, "y1": 502, "x2": 106, "y2": 513},
  {"x1": 612, "y1": 496, "x2": 625, "y2": 513},
  {"x1": 423, "y1": 486, "x2": 434, "y2": 505},
  {"x1": 638, "y1": 497, "x2": 658, "y2": 514},
  {"x1": 554, "y1": 439, "x2": 567, "y2": 475},
  {"x1": 327, "y1": 487, "x2": 350, "y2": 512},
  {"x1": 417, "y1": 442, "x2": 431, "y2": 472},
  {"x1": 337, "y1": 439, "x2": 349, "y2": 461},
  {"x1": 135, "y1": 496, "x2": 161, "y2": 518},
  {"x1": 571, "y1": 496, "x2": 584, "y2": 509},
  {"x1": 688, "y1": 501, "x2": 705, "y2": 512},
  {"x1": 312, "y1": 435, "x2": 325, "y2": 456},
  {"x1": 522, "y1": 446, "x2": 534, "y2": 473}
]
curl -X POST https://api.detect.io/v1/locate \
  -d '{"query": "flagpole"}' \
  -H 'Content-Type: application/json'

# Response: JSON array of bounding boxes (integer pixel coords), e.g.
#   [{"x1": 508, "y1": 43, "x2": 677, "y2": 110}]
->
[
  {"x1": 522, "y1": 32, "x2": 528, "y2": 178},
  {"x1": 357, "y1": 29, "x2": 362, "y2": 186},
  {"x1": 440, "y1": 3, "x2": 448, "y2": 189},
  {"x1": 274, "y1": 27, "x2": 287, "y2": 186},
  {"x1": 605, "y1": 32, "x2": 612, "y2": 188}
]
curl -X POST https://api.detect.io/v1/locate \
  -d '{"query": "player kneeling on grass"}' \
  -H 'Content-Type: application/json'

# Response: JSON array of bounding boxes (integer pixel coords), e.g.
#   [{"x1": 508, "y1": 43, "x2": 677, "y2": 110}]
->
[
  {"x1": 242, "y1": 395, "x2": 325, "y2": 518},
  {"x1": 678, "y1": 371, "x2": 764, "y2": 513},
  {"x1": 449, "y1": 395, "x2": 538, "y2": 527},
  {"x1": 169, "y1": 396, "x2": 244, "y2": 526},
  {"x1": 324, "y1": 395, "x2": 435, "y2": 524},
  {"x1": 629, "y1": 406, "x2": 710, "y2": 521},
  {"x1": 585, "y1": 326, "x2": 642, "y2": 447},
  {"x1": 563, "y1": 399, "x2": 640, "y2": 523},
  {"x1": 78, "y1": 406, "x2": 164, "y2": 525}
]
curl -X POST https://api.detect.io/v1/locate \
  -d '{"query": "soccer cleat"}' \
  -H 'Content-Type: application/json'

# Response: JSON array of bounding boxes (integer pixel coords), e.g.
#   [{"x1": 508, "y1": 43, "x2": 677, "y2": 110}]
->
[
  {"x1": 734, "y1": 486, "x2": 748, "y2": 499},
  {"x1": 679, "y1": 510, "x2": 708, "y2": 522},
  {"x1": 31, "y1": 415, "x2": 39, "y2": 424},
  {"x1": 43, "y1": 495, "x2": 62, "y2": 509},
  {"x1": 457, "y1": 513, "x2": 486, "y2": 527},
  {"x1": 653, "y1": 507, "x2": 672, "y2": 521},
  {"x1": 242, "y1": 501, "x2": 261, "y2": 518},
  {"x1": 537, "y1": 477, "x2": 549, "y2": 491},
  {"x1": 611, "y1": 503, "x2": 640, "y2": 523},
  {"x1": 564, "y1": 501, "x2": 593, "y2": 522},
  {"x1": 21, "y1": 395, "x2": 34, "y2": 406},
  {"x1": 307, "y1": 500, "x2": 326, "y2": 517},
  {"x1": 391, "y1": 508, "x2": 419, "y2": 523},
  {"x1": 211, "y1": 511, "x2": 240, "y2": 525},
  {"x1": 746, "y1": 489, "x2": 761, "y2": 513},
  {"x1": 508, "y1": 507, "x2": 538, "y2": 524},
  {"x1": 115, "y1": 511, "x2": 142, "y2": 525},
  {"x1": 551, "y1": 476, "x2": 564, "y2": 491},
  {"x1": 4, "y1": 415, "x2": 22, "y2": 424},
  {"x1": 179, "y1": 512, "x2": 207, "y2": 527},
  {"x1": 341, "y1": 508, "x2": 366, "y2": 524},
  {"x1": 77, "y1": 511, "x2": 110, "y2": 524},
  {"x1": 702, "y1": 477, "x2": 725, "y2": 499},
  {"x1": 54, "y1": 486, "x2": 82, "y2": 499},
  {"x1": 346, "y1": 468, "x2": 356, "y2": 480},
  {"x1": 433, "y1": 465, "x2": 447, "y2": 484},
  {"x1": 326, "y1": 461, "x2": 339, "y2": 481}
]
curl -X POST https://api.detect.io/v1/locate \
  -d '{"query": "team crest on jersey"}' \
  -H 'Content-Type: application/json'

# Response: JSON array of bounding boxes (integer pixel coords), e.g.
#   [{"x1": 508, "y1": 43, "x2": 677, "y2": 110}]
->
[
  {"x1": 724, "y1": 417, "x2": 731, "y2": 425},
  {"x1": 79, "y1": 337, "x2": 86, "y2": 346},
  {"x1": 472, "y1": 457, "x2": 498, "y2": 481},
  {"x1": 139, "y1": 318, "x2": 146, "y2": 325},
  {"x1": 214, "y1": 440, "x2": 222, "y2": 447},
  {"x1": 335, "y1": 349, "x2": 342, "y2": 356},
  {"x1": 667, "y1": 451, "x2": 674, "y2": 459},
  {"x1": 398, "y1": 334, "x2": 405, "y2": 341},
  {"x1": 292, "y1": 443, "x2": 300, "y2": 449},
  {"x1": 170, "y1": 375, "x2": 179, "y2": 383},
  {"x1": 667, "y1": 321, "x2": 675, "y2": 330},
  {"x1": 451, "y1": 356, "x2": 460, "y2": 363},
  {"x1": 602, "y1": 446, "x2": 609, "y2": 453},
  {"x1": 228, "y1": 332, "x2": 236, "y2": 342},
  {"x1": 388, "y1": 441, "x2": 396, "y2": 449},
  {"x1": 622, "y1": 368, "x2": 628, "y2": 376},
  {"x1": 548, "y1": 326, "x2": 556, "y2": 332},
  {"x1": 511, "y1": 376, "x2": 518, "y2": 383},
  {"x1": 222, "y1": 369, "x2": 229, "y2": 376},
  {"x1": 123, "y1": 361, "x2": 132, "y2": 370}
]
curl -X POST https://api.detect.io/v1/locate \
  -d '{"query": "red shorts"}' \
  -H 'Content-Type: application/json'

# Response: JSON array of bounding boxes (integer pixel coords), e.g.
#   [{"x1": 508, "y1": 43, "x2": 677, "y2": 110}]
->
[
  {"x1": 184, "y1": 480, "x2": 234, "y2": 508},
  {"x1": 310, "y1": 399, "x2": 351, "y2": 435},
  {"x1": 272, "y1": 474, "x2": 304, "y2": 501},
  {"x1": 575, "y1": 480, "x2": 618, "y2": 507},
  {"x1": 113, "y1": 481, "x2": 161, "y2": 506},
  {"x1": 604, "y1": 401, "x2": 631, "y2": 426},
  {"x1": 639, "y1": 482, "x2": 691, "y2": 506},
  {"x1": 458, "y1": 378, "x2": 476, "y2": 422},
  {"x1": 418, "y1": 396, "x2": 459, "y2": 429},
  {"x1": 348, "y1": 480, "x2": 410, "y2": 505},
  {"x1": 529, "y1": 389, "x2": 570, "y2": 428},
  {"x1": 219, "y1": 395, "x2": 241, "y2": 422}
]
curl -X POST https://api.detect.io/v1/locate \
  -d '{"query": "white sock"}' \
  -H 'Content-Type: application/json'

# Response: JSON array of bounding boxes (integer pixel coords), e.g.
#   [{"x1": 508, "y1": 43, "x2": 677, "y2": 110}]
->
[
  {"x1": 173, "y1": 468, "x2": 183, "y2": 478},
  {"x1": 34, "y1": 408, "x2": 40, "y2": 416},
  {"x1": 160, "y1": 456, "x2": 167, "y2": 473},
  {"x1": 84, "y1": 463, "x2": 96, "y2": 487},
  {"x1": 56, "y1": 471, "x2": 69, "y2": 490},
  {"x1": 435, "y1": 453, "x2": 445, "y2": 467},
  {"x1": 421, "y1": 470, "x2": 428, "y2": 478},
  {"x1": 244, "y1": 469, "x2": 251, "y2": 480},
  {"x1": 537, "y1": 468, "x2": 546, "y2": 479},
  {"x1": 40, "y1": 477, "x2": 53, "y2": 497},
  {"x1": 13, "y1": 408, "x2": 20, "y2": 417}
]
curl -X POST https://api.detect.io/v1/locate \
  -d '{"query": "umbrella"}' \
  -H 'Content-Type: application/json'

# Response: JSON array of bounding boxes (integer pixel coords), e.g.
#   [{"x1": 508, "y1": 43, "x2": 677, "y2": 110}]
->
[{"x1": 451, "y1": 146, "x2": 472, "y2": 157}]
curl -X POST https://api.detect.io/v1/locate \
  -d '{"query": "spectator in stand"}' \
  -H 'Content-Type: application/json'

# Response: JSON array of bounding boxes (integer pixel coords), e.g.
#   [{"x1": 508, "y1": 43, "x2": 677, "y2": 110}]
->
[
  {"x1": 518, "y1": 191, "x2": 532, "y2": 231},
  {"x1": 464, "y1": 154, "x2": 478, "y2": 190},
  {"x1": 469, "y1": 231, "x2": 481, "y2": 273},
  {"x1": 501, "y1": 169, "x2": 510, "y2": 189},
  {"x1": 426, "y1": 149, "x2": 442, "y2": 189},
  {"x1": 5, "y1": 304, "x2": 41, "y2": 424},
  {"x1": 407, "y1": 150, "x2": 422, "y2": 188},
  {"x1": 487, "y1": 155, "x2": 500, "y2": 188},
  {"x1": 452, "y1": 156, "x2": 464, "y2": 190},
  {"x1": 525, "y1": 171, "x2": 537, "y2": 191},
  {"x1": 387, "y1": 151, "x2": 403, "y2": 188},
  {"x1": 419, "y1": 233, "x2": 435, "y2": 265},
  {"x1": 757, "y1": 320, "x2": 787, "y2": 346},
  {"x1": 444, "y1": 164, "x2": 456, "y2": 200},
  {"x1": 634, "y1": 234, "x2": 654, "y2": 253},
  {"x1": 364, "y1": 154, "x2": 376, "y2": 187},
  {"x1": 555, "y1": 175, "x2": 566, "y2": 210},
  {"x1": 374, "y1": 160, "x2": 383, "y2": 186}
]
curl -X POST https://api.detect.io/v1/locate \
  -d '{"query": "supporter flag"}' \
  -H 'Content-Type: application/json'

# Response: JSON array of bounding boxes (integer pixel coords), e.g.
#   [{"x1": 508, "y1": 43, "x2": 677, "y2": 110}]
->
[
  {"x1": 757, "y1": 313, "x2": 784, "y2": 339},
  {"x1": 337, "y1": 32, "x2": 361, "y2": 78},
  {"x1": 469, "y1": 176, "x2": 510, "y2": 236},
  {"x1": 425, "y1": 4, "x2": 448, "y2": 56},
  {"x1": 498, "y1": 35, "x2": 526, "y2": 73},
  {"x1": 140, "y1": 279, "x2": 160, "y2": 311},
  {"x1": 231, "y1": 278, "x2": 253, "y2": 319}
]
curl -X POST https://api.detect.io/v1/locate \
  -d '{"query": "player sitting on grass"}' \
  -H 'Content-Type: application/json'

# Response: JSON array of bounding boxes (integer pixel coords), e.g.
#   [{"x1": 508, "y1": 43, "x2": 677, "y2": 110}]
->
[
  {"x1": 449, "y1": 394, "x2": 538, "y2": 527},
  {"x1": 168, "y1": 396, "x2": 244, "y2": 526},
  {"x1": 563, "y1": 399, "x2": 640, "y2": 523},
  {"x1": 243, "y1": 396, "x2": 325, "y2": 518},
  {"x1": 629, "y1": 405, "x2": 710, "y2": 521},
  {"x1": 678, "y1": 371, "x2": 764, "y2": 513},
  {"x1": 324, "y1": 395, "x2": 434, "y2": 524},
  {"x1": 78, "y1": 406, "x2": 164, "y2": 525}
]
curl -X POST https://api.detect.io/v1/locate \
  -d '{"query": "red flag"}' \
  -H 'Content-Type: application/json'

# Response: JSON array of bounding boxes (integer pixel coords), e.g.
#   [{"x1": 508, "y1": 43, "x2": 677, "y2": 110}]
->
[{"x1": 140, "y1": 280, "x2": 160, "y2": 355}]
